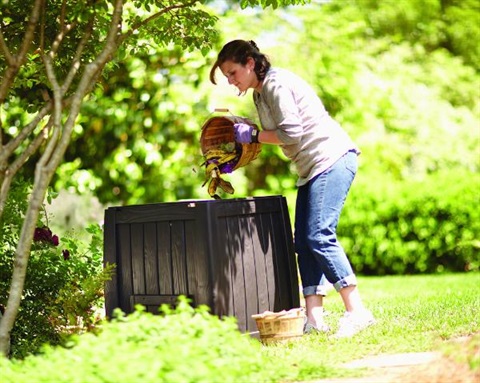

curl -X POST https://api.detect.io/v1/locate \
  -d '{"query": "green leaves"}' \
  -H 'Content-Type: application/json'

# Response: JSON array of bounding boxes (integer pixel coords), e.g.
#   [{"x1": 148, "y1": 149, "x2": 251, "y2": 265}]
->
[
  {"x1": 0, "y1": 181, "x2": 111, "y2": 358},
  {"x1": 1, "y1": 299, "x2": 278, "y2": 383},
  {"x1": 340, "y1": 169, "x2": 480, "y2": 274},
  {"x1": 240, "y1": 0, "x2": 310, "y2": 10}
]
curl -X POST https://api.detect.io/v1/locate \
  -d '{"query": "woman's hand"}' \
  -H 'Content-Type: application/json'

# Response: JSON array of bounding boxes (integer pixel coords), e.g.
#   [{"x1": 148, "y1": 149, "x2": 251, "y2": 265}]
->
[{"x1": 233, "y1": 123, "x2": 259, "y2": 143}]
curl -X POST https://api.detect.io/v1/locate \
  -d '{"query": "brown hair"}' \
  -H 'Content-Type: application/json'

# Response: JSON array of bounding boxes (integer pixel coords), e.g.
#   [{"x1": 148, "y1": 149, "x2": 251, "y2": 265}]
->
[{"x1": 209, "y1": 40, "x2": 271, "y2": 85}]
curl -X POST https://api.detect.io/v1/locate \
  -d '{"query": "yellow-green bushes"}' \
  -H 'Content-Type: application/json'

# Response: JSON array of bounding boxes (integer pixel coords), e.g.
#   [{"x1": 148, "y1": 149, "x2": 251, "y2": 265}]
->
[
  {"x1": 1, "y1": 299, "x2": 280, "y2": 383},
  {"x1": 340, "y1": 169, "x2": 479, "y2": 274}
]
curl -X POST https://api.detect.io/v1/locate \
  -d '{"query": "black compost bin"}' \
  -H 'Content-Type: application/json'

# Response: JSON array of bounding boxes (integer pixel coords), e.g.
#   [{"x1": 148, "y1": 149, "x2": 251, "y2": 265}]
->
[{"x1": 103, "y1": 195, "x2": 300, "y2": 333}]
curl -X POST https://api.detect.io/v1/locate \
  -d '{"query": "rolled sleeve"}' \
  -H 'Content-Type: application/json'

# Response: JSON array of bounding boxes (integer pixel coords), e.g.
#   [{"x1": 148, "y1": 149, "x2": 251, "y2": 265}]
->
[{"x1": 264, "y1": 82, "x2": 303, "y2": 145}]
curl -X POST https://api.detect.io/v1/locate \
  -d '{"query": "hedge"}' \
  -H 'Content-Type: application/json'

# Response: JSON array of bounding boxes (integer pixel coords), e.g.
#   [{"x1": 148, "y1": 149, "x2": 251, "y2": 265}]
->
[{"x1": 339, "y1": 169, "x2": 479, "y2": 274}]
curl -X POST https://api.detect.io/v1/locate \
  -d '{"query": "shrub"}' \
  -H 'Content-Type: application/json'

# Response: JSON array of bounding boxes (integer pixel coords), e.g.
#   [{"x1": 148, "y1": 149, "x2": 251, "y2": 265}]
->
[
  {"x1": 0, "y1": 298, "x2": 280, "y2": 383},
  {"x1": 0, "y1": 180, "x2": 113, "y2": 359},
  {"x1": 340, "y1": 169, "x2": 480, "y2": 274}
]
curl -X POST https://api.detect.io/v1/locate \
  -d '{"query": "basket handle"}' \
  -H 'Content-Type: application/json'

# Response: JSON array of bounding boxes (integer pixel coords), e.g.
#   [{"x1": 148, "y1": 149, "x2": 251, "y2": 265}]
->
[
  {"x1": 203, "y1": 108, "x2": 234, "y2": 120},
  {"x1": 211, "y1": 108, "x2": 255, "y2": 125}
]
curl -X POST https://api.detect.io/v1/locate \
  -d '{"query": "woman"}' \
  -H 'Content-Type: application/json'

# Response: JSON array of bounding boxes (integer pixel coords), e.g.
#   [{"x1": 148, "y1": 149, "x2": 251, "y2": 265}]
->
[{"x1": 209, "y1": 40, "x2": 375, "y2": 337}]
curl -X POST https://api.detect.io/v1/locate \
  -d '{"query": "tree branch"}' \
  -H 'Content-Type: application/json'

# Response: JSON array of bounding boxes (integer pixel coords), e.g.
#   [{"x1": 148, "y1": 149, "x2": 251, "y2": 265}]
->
[
  {"x1": 50, "y1": 20, "x2": 77, "y2": 58},
  {"x1": 60, "y1": 0, "x2": 67, "y2": 30},
  {"x1": 119, "y1": 0, "x2": 198, "y2": 44},
  {"x1": 0, "y1": 0, "x2": 44, "y2": 105},
  {"x1": 61, "y1": 18, "x2": 95, "y2": 95},
  {"x1": 16, "y1": 0, "x2": 45, "y2": 60},
  {"x1": 39, "y1": 54, "x2": 63, "y2": 167},
  {"x1": 0, "y1": 27, "x2": 14, "y2": 65},
  {"x1": 38, "y1": 0, "x2": 123, "y2": 172},
  {"x1": 0, "y1": 103, "x2": 52, "y2": 163},
  {"x1": 40, "y1": 0, "x2": 45, "y2": 52},
  {"x1": 0, "y1": 122, "x2": 50, "y2": 219}
]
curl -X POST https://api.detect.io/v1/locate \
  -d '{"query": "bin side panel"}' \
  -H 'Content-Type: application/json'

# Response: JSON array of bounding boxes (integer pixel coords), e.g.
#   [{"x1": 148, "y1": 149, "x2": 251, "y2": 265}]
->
[
  {"x1": 157, "y1": 221, "x2": 173, "y2": 295},
  {"x1": 144, "y1": 223, "x2": 159, "y2": 295},
  {"x1": 104, "y1": 208, "x2": 118, "y2": 318},
  {"x1": 253, "y1": 214, "x2": 275, "y2": 314},
  {"x1": 254, "y1": 212, "x2": 273, "y2": 316},
  {"x1": 268, "y1": 211, "x2": 289, "y2": 310},
  {"x1": 262, "y1": 216, "x2": 277, "y2": 311},
  {"x1": 185, "y1": 220, "x2": 199, "y2": 305},
  {"x1": 225, "y1": 214, "x2": 247, "y2": 331},
  {"x1": 188, "y1": 225, "x2": 211, "y2": 309},
  {"x1": 131, "y1": 223, "x2": 146, "y2": 297},
  {"x1": 171, "y1": 221, "x2": 188, "y2": 295},
  {"x1": 243, "y1": 214, "x2": 265, "y2": 332},
  {"x1": 117, "y1": 224, "x2": 133, "y2": 313},
  {"x1": 212, "y1": 198, "x2": 297, "y2": 333},
  {"x1": 207, "y1": 214, "x2": 233, "y2": 319},
  {"x1": 104, "y1": 197, "x2": 299, "y2": 329},
  {"x1": 277, "y1": 198, "x2": 300, "y2": 308}
]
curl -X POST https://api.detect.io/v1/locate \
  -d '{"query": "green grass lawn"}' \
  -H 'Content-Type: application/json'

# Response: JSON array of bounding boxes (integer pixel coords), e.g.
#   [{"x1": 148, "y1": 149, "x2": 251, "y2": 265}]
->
[
  {"x1": 1, "y1": 273, "x2": 478, "y2": 383},
  {"x1": 260, "y1": 273, "x2": 480, "y2": 382}
]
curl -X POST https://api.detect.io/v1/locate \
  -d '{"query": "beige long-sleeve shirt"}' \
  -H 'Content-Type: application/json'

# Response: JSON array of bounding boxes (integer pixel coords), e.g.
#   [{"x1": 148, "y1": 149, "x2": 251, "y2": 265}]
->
[{"x1": 253, "y1": 68, "x2": 359, "y2": 186}]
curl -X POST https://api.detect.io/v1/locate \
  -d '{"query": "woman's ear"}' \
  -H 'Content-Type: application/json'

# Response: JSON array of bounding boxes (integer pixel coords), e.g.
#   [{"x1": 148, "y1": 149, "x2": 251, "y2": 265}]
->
[{"x1": 247, "y1": 56, "x2": 256, "y2": 70}]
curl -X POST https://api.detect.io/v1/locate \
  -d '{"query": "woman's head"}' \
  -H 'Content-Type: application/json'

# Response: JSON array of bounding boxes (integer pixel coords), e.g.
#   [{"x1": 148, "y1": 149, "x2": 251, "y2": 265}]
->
[{"x1": 209, "y1": 40, "x2": 271, "y2": 93}]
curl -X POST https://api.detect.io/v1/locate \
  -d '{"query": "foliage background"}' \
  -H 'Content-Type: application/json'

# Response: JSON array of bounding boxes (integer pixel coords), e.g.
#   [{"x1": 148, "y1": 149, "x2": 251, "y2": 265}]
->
[
  {"x1": 41, "y1": 0, "x2": 480, "y2": 272},
  {"x1": 0, "y1": 0, "x2": 478, "y2": 361},
  {"x1": 1, "y1": 2, "x2": 478, "y2": 320}
]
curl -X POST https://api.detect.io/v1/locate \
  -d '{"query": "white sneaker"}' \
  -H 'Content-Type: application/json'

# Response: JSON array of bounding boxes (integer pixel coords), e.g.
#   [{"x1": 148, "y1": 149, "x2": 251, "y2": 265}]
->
[
  {"x1": 303, "y1": 315, "x2": 330, "y2": 334},
  {"x1": 304, "y1": 321, "x2": 330, "y2": 334},
  {"x1": 334, "y1": 310, "x2": 376, "y2": 338}
]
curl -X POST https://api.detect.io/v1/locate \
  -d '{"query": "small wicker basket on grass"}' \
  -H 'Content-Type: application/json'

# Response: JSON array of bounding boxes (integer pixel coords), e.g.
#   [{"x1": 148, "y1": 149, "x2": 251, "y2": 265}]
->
[
  {"x1": 252, "y1": 308, "x2": 305, "y2": 344},
  {"x1": 200, "y1": 112, "x2": 262, "y2": 171}
]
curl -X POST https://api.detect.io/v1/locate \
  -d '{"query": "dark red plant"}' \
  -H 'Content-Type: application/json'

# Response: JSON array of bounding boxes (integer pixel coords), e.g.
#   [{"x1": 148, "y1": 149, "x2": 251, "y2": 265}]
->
[{"x1": 34, "y1": 227, "x2": 59, "y2": 247}]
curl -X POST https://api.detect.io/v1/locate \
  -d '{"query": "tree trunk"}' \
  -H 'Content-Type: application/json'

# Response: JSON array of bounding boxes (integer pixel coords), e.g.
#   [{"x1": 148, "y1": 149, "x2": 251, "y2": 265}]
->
[
  {"x1": 0, "y1": 0, "x2": 123, "y2": 355},
  {"x1": 0, "y1": 0, "x2": 214, "y2": 356}
]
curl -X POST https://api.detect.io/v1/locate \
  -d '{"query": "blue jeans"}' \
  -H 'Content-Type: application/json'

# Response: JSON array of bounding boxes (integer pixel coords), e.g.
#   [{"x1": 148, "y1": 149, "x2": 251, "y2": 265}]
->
[{"x1": 295, "y1": 151, "x2": 358, "y2": 297}]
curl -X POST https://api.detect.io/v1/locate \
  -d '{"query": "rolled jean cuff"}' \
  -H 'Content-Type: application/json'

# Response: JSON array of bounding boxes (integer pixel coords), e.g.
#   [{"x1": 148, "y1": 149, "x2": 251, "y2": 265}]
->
[
  {"x1": 303, "y1": 284, "x2": 329, "y2": 297},
  {"x1": 333, "y1": 274, "x2": 358, "y2": 292}
]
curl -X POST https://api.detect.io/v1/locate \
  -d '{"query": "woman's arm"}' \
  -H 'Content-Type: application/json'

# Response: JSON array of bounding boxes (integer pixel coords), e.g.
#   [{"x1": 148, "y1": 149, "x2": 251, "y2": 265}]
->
[{"x1": 258, "y1": 129, "x2": 283, "y2": 145}]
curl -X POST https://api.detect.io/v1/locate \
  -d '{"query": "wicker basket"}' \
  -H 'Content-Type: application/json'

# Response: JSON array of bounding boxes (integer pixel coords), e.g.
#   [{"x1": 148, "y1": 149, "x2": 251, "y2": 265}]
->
[
  {"x1": 200, "y1": 114, "x2": 262, "y2": 171},
  {"x1": 252, "y1": 308, "x2": 305, "y2": 344}
]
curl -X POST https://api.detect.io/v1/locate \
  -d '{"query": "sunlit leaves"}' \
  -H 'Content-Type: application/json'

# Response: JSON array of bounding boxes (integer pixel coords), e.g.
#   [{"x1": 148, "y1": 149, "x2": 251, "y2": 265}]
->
[
  {"x1": 121, "y1": 1, "x2": 219, "y2": 56},
  {"x1": 240, "y1": 0, "x2": 310, "y2": 10},
  {"x1": 3, "y1": 0, "x2": 478, "y2": 205}
]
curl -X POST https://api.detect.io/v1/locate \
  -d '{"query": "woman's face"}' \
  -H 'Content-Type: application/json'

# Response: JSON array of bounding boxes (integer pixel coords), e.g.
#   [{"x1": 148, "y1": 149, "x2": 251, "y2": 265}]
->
[{"x1": 219, "y1": 58, "x2": 258, "y2": 93}]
